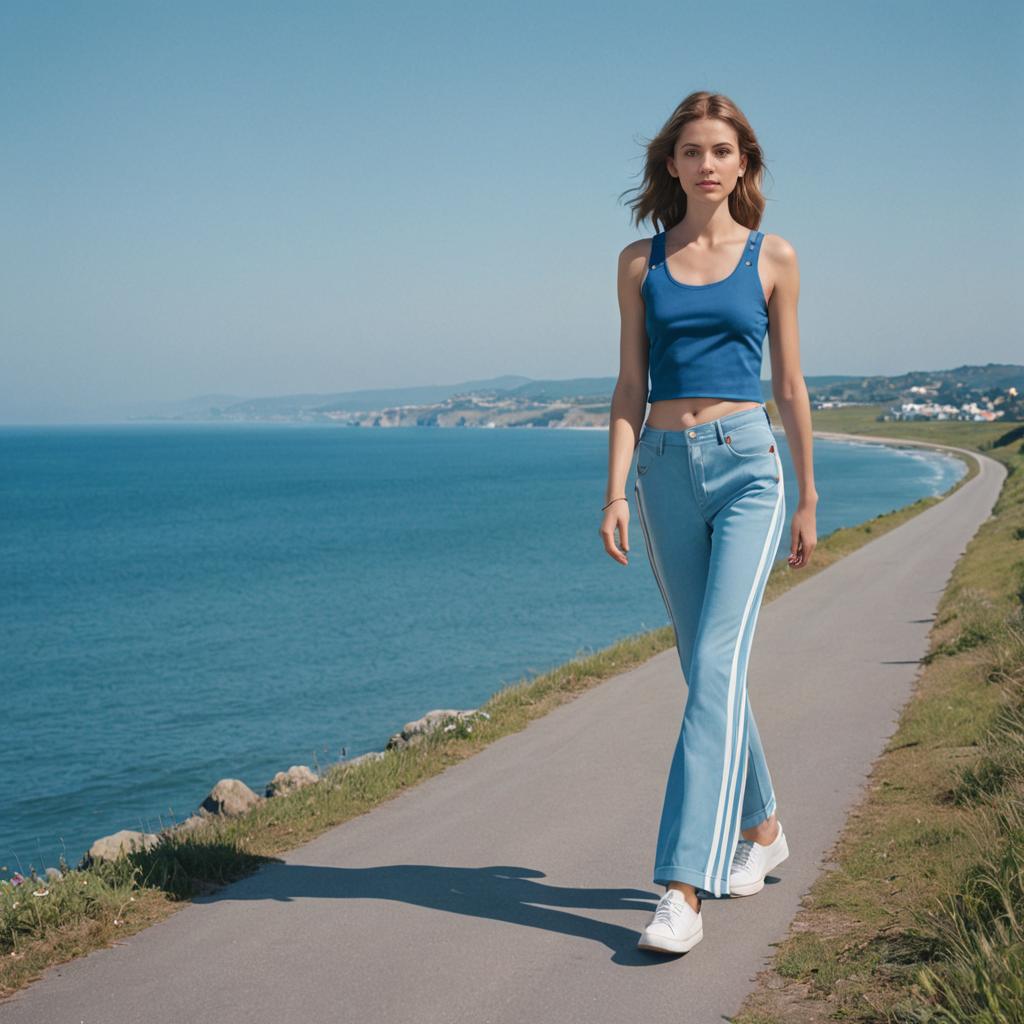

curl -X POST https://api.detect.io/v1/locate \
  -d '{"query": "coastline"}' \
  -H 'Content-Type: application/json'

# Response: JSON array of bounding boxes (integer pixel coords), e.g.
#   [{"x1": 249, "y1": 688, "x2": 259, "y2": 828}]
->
[
  {"x1": 1, "y1": 421, "x2": 1005, "y2": 1012},
  {"x1": 1, "y1": 423, "x2": 968, "y2": 879}
]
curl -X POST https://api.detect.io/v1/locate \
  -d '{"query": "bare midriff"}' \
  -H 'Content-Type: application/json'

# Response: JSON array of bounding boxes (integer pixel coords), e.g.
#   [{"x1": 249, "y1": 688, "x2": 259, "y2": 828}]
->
[{"x1": 645, "y1": 397, "x2": 762, "y2": 430}]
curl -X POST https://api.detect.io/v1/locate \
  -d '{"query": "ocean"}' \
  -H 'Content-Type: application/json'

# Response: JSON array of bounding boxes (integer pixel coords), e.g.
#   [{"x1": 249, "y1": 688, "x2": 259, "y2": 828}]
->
[{"x1": 0, "y1": 423, "x2": 965, "y2": 873}]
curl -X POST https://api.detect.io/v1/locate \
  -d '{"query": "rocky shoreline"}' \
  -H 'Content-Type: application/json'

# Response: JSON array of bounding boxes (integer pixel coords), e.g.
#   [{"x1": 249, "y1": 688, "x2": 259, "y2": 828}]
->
[{"x1": 67, "y1": 707, "x2": 491, "y2": 873}]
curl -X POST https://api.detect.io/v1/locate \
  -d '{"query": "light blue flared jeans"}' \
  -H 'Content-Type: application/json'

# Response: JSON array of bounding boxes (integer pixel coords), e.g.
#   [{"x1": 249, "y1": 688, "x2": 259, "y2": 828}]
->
[{"x1": 634, "y1": 402, "x2": 786, "y2": 897}]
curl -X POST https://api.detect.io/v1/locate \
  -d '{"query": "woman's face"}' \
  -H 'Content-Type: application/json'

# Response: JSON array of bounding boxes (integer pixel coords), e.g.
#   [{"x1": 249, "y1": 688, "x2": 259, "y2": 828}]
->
[{"x1": 667, "y1": 118, "x2": 746, "y2": 201}]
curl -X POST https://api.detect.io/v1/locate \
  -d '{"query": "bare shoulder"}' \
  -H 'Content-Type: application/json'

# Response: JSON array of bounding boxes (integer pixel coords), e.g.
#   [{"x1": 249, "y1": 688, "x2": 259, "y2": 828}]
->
[
  {"x1": 761, "y1": 232, "x2": 799, "y2": 269},
  {"x1": 619, "y1": 236, "x2": 653, "y2": 271},
  {"x1": 617, "y1": 236, "x2": 655, "y2": 298}
]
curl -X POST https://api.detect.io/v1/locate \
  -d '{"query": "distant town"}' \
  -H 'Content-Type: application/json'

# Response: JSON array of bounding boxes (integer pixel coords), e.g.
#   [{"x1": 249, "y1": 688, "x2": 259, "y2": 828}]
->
[{"x1": 131, "y1": 364, "x2": 1023, "y2": 428}]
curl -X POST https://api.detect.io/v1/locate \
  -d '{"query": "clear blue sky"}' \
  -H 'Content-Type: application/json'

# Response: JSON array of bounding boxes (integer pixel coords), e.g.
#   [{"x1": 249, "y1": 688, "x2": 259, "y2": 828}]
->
[{"x1": 1, "y1": 0, "x2": 1021, "y2": 423}]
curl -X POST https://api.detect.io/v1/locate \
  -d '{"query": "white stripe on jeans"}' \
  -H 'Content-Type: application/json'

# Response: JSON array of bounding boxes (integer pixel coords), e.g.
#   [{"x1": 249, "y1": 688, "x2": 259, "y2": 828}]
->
[
  {"x1": 713, "y1": 481, "x2": 786, "y2": 892},
  {"x1": 703, "y1": 473, "x2": 785, "y2": 895}
]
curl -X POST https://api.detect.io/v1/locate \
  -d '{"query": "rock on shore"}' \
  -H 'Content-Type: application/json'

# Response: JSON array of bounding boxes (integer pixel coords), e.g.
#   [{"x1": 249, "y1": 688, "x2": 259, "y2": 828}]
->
[{"x1": 80, "y1": 706, "x2": 490, "y2": 867}]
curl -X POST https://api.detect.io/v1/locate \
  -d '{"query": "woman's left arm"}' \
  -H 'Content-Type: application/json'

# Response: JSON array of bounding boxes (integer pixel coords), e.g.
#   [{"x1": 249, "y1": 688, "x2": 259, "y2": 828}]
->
[{"x1": 764, "y1": 233, "x2": 817, "y2": 569}]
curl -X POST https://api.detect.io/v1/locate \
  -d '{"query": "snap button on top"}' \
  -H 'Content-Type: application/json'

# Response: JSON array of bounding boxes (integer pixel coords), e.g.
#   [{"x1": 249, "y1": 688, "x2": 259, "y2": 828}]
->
[
  {"x1": 688, "y1": 430, "x2": 696, "y2": 438},
  {"x1": 744, "y1": 260, "x2": 752, "y2": 266}
]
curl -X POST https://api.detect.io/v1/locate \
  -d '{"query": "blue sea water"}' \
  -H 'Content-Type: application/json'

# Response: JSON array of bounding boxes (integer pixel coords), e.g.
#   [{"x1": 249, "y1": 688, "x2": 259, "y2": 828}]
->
[{"x1": 0, "y1": 424, "x2": 964, "y2": 874}]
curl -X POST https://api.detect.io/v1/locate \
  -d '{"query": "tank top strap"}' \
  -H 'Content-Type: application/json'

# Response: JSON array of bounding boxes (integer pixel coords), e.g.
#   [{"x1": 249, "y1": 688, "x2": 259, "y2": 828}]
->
[
  {"x1": 648, "y1": 231, "x2": 666, "y2": 269},
  {"x1": 745, "y1": 230, "x2": 767, "y2": 307},
  {"x1": 738, "y1": 229, "x2": 764, "y2": 274}
]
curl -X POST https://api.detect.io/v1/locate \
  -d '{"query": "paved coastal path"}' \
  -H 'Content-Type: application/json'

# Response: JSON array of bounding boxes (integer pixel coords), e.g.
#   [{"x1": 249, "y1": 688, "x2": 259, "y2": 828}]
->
[{"x1": 3, "y1": 437, "x2": 1005, "y2": 1024}]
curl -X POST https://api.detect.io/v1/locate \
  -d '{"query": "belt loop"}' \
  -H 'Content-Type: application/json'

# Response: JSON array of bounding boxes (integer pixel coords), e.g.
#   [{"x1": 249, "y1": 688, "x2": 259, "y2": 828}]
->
[
  {"x1": 658, "y1": 432, "x2": 665, "y2": 455},
  {"x1": 714, "y1": 419, "x2": 724, "y2": 444},
  {"x1": 763, "y1": 404, "x2": 771, "y2": 425}
]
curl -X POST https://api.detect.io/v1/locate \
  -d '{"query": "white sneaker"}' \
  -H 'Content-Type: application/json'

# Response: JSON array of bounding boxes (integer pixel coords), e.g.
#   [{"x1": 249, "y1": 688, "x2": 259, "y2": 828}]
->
[
  {"x1": 728, "y1": 819, "x2": 789, "y2": 896},
  {"x1": 637, "y1": 888, "x2": 703, "y2": 954}
]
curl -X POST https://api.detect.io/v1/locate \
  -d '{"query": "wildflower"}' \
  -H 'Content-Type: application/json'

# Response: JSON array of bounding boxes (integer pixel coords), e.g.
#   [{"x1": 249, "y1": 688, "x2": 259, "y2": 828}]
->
[
  {"x1": 11, "y1": 873, "x2": 24, "y2": 886},
  {"x1": 32, "y1": 888, "x2": 49, "y2": 897}
]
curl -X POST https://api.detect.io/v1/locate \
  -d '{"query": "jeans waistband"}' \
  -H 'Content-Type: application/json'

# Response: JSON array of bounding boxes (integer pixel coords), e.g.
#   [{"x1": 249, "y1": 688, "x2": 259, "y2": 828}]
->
[{"x1": 639, "y1": 403, "x2": 771, "y2": 450}]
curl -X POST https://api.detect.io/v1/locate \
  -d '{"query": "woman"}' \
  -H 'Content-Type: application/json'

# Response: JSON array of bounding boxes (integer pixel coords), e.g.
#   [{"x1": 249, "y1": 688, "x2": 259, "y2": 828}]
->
[{"x1": 601, "y1": 91, "x2": 818, "y2": 955}]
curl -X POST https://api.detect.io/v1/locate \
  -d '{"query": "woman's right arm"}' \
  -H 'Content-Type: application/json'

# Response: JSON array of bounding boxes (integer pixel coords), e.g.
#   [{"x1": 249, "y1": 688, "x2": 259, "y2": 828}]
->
[{"x1": 599, "y1": 239, "x2": 651, "y2": 566}]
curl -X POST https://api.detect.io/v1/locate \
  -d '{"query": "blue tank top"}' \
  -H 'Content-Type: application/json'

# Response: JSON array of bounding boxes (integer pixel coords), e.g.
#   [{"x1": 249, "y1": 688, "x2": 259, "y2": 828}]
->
[{"x1": 643, "y1": 228, "x2": 768, "y2": 404}]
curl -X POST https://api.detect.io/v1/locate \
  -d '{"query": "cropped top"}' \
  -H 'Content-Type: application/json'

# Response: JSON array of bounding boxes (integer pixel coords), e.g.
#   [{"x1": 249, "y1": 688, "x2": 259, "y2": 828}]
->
[{"x1": 643, "y1": 228, "x2": 769, "y2": 404}]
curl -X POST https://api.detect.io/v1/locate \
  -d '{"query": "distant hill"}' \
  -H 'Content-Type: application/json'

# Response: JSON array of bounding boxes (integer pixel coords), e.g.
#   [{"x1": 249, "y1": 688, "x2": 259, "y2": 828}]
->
[
  {"x1": 123, "y1": 364, "x2": 1022, "y2": 426},
  {"x1": 124, "y1": 376, "x2": 533, "y2": 420}
]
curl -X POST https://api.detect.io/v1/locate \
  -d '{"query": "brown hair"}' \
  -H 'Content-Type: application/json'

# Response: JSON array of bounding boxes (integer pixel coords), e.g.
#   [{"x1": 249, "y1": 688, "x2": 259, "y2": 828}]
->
[{"x1": 620, "y1": 91, "x2": 770, "y2": 233}]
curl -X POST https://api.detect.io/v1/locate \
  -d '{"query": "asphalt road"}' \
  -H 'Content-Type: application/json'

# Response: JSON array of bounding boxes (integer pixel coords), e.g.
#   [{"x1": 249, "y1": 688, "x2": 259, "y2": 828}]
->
[{"x1": 2, "y1": 436, "x2": 1005, "y2": 1024}]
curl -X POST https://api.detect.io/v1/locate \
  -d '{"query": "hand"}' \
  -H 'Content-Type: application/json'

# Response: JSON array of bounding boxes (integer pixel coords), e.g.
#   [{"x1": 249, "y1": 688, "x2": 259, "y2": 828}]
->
[
  {"x1": 599, "y1": 498, "x2": 630, "y2": 565},
  {"x1": 787, "y1": 505, "x2": 817, "y2": 569}
]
